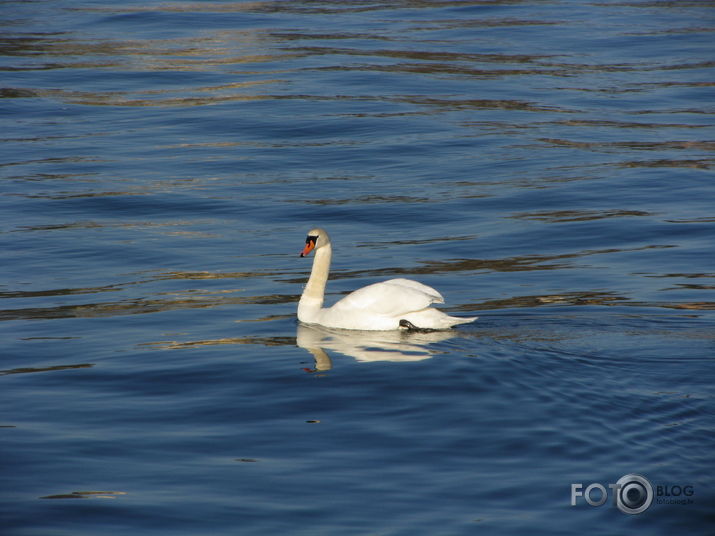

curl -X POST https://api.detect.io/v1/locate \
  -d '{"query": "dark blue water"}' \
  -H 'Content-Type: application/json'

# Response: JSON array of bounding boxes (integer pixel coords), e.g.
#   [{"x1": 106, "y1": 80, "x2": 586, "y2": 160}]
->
[{"x1": 2, "y1": 1, "x2": 714, "y2": 534}]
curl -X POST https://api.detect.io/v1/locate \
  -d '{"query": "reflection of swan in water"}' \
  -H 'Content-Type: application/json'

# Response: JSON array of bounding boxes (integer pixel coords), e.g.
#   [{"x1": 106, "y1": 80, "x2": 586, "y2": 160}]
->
[{"x1": 296, "y1": 323, "x2": 456, "y2": 371}]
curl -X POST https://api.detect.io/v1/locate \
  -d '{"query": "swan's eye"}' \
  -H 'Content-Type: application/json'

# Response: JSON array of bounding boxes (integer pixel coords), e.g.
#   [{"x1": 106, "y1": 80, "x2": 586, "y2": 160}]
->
[{"x1": 306, "y1": 235, "x2": 318, "y2": 245}]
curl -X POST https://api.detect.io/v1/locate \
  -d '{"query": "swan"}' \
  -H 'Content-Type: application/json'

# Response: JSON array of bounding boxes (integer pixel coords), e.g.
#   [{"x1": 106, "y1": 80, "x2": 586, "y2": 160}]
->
[{"x1": 297, "y1": 228, "x2": 477, "y2": 331}]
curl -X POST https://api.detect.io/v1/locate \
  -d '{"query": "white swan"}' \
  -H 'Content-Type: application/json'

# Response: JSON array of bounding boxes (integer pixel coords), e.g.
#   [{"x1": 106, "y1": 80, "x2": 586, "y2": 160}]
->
[{"x1": 297, "y1": 228, "x2": 477, "y2": 331}]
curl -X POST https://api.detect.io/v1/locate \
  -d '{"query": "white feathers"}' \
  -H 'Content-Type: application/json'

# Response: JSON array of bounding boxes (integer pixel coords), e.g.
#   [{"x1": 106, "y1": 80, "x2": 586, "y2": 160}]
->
[{"x1": 297, "y1": 229, "x2": 477, "y2": 331}]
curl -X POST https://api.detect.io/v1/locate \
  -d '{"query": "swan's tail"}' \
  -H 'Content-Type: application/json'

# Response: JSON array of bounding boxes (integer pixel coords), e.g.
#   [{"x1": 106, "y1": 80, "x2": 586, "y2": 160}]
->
[
  {"x1": 446, "y1": 315, "x2": 478, "y2": 328},
  {"x1": 400, "y1": 309, "x2": 477, "y2": 330}
]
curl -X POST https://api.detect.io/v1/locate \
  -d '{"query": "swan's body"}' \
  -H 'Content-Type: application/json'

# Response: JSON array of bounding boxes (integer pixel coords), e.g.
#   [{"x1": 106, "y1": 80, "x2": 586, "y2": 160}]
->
[{"x1": 297, "y1": 228, "x2": 477, "y2": 331}]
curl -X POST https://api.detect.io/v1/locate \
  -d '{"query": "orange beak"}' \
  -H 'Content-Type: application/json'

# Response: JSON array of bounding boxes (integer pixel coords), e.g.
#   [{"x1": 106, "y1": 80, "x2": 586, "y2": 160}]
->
[{"x1": 300, "y1": 238, "x2": 316, "y2": 257}]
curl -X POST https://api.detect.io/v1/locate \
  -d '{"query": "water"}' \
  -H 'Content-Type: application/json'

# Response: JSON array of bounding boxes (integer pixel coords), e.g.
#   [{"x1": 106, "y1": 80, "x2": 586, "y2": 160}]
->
[{"x1": 2, "y1": 0, "x2": 714, "y2": 534}]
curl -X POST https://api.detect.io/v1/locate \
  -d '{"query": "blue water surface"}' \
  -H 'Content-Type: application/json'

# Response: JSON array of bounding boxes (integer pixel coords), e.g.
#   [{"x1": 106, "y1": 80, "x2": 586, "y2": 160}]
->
[{"x1": 1, "y1": 1, "x2": 714, "y2": 534}]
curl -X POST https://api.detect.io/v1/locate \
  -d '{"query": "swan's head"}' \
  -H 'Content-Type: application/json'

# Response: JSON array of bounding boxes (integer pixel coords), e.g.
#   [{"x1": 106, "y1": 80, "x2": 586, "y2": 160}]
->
[{"x1": 300, "y1": 228, "x2": 330, "y2": 257}]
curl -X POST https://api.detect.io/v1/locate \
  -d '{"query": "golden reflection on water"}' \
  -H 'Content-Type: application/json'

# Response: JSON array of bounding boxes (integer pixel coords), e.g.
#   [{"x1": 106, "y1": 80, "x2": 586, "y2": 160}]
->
[
  {"x1": 618, "y1": 158, "x2": 712, "y2": 169},
  {"x1": 315, "y1": 244, "x2": 676, "y2": 283},
  {"x1": 40, "y1": 490, "x2": 127, "y2": 500},
  {"x1": 0, "y1": 291, "x2": 293, "y2": 321},
  {"x1": 510, "y1": 209, "x2": 652, "y2": 223},
  {"x1": 4, "y1": 6, "x2": 673, "y2": 112},
  {"x1": 458, "y1": 291, "x2": 630, "y2": 312},
  {"x1": 2, "y1": 240, "x2": 700, "y2": 322},
  {"x1": 542, "y1": 119, "x2": 711, "y2": 129},
  {"x1": 142, "y1": 334, "x2": 295, "y2": 350},
  {"x1": 0, "y1": 363, "x2": 93, "y2": 376},
  {"x1": 2, "y1": 26, "x2": 289, "y2": 105},
  {"x1": 3, "y1": 281, "x2": 705, "y2": 322},
  {"x1": 669, "y1": 302, "x2": 715, "y2": 310},
  {"x1": 33, "y1": 83, "x2": 280, "y2": 107},
  {"x1": 5, "y1": 0, "x2": 711, "y2": 125},
  {"x1": 2, "y1": 2, "x2": 713, "y2": 327},
  {"x1": 540, "y1": 139, "x2": 715, "y2": 151}
]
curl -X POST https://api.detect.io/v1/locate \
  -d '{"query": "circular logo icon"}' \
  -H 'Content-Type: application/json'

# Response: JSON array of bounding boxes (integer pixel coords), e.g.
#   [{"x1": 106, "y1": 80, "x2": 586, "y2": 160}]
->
[{"x1": 615, "y1": 474, "x2": 653, "y2": 514}]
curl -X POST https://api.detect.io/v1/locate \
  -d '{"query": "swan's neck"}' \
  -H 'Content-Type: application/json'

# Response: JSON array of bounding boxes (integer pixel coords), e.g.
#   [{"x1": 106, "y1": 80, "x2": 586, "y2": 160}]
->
[{"x1": 298, "y1": 243, "x2": 331, "y2": 323}]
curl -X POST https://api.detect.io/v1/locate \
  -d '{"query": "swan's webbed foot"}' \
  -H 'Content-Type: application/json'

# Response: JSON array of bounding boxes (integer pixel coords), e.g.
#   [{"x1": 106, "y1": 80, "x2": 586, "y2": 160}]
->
[
  {"x1": 399, "y1": 319, "x2": 418, "y2": 330},
  {"x1": 399, "y1": 319, "x2": 438, "y2": 332}
]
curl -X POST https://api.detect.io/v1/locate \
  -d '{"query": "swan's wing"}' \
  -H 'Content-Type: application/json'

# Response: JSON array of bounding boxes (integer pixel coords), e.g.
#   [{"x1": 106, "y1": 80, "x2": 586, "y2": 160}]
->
[
  {"x1": 384, "y1": 278, "x2": 444, "y2": 303},
  {"x1": 330, "y1": 278, "x2": 444, "y2": 317}
]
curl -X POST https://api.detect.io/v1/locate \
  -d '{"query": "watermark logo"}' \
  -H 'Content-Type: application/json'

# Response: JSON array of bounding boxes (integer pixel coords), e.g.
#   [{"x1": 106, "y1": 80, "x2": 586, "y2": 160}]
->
[
  {"x1": 613, "y1": 474, "x2": 653, "y2": 514},
  {"x1": 571, "y1": 474, "x2": 694, "y2": 515}
]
